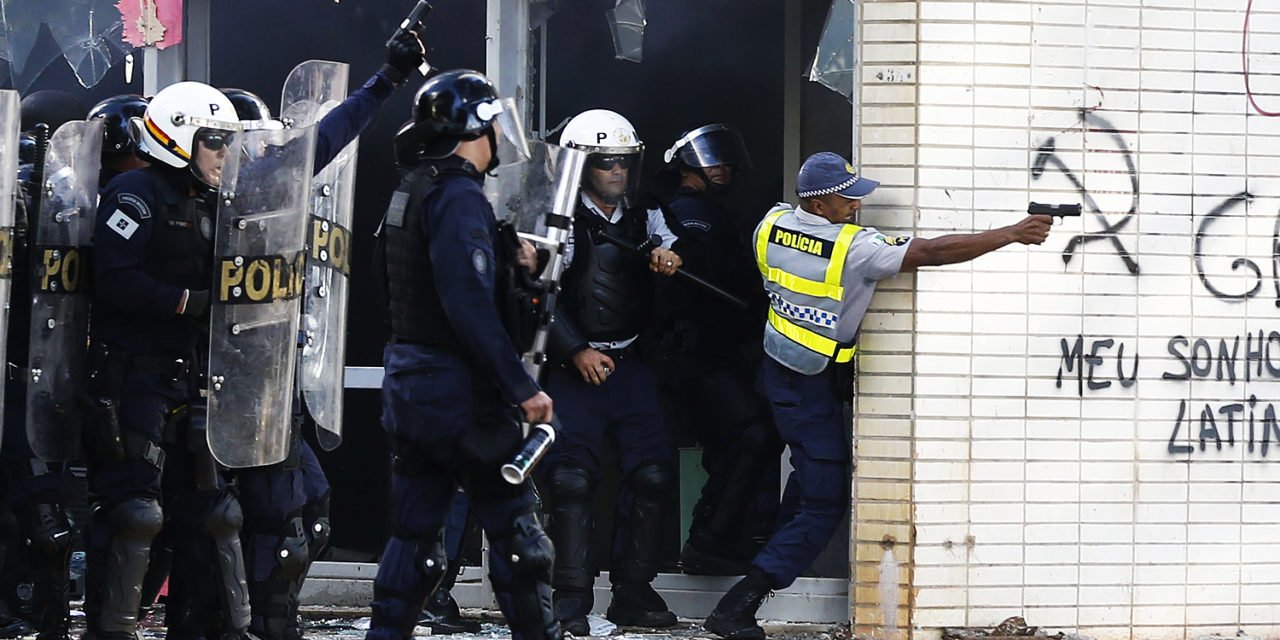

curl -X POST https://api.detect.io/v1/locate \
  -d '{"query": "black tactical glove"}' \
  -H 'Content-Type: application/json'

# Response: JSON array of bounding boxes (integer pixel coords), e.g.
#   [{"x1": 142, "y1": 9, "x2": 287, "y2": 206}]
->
[
  {"x1": 382, "y1": 30, "x2": 426, "y2": 86},
  {"x1": 182, "y1": 289, "x2": 210, "y2": 319}
]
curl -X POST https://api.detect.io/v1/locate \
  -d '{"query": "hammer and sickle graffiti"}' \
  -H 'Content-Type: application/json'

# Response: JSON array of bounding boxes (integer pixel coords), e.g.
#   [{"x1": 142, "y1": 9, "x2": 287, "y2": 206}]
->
[{"x1": 1031, "y1": 111, "x2": 1140, "y2": 275}]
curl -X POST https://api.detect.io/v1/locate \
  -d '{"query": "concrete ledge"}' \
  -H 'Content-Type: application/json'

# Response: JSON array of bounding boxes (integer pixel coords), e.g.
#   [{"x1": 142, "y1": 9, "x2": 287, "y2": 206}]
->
[{"x1": 303, "y1": 562, "x2": 849, "y2": 624}]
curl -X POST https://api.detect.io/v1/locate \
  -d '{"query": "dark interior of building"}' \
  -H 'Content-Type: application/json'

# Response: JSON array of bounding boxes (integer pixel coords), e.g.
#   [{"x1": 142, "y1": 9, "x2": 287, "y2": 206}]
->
[{"x1": 8, "y1": 0, "x2": 855, "y2": 580}]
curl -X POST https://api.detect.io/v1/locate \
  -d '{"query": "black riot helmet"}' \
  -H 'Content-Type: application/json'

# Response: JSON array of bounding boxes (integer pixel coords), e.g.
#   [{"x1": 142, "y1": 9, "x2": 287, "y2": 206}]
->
[
  {"x1": 20, "y1": 90, "x2": 87, "y2": 133},
  {"x1": 221, "y1": 88, "x2": 282, "y2": 130},
  {"x1": 88, "y1": 94, "x2": 149, "y2": 156},
  {"x1": 394, "y1": 69, "x2": 504, "y2": 168},
  {"x1": 662, "y1": 124, "x2": 752, "y2": 193},
  {"x1": 663, "y1": 124, "x2": 751, "y2": 170}
]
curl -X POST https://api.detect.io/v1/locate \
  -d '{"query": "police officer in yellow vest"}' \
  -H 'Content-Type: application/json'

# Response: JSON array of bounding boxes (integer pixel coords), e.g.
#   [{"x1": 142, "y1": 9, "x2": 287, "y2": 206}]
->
[{"x1": 703, "y1": 152, "x2": 1052, "y2": 640}]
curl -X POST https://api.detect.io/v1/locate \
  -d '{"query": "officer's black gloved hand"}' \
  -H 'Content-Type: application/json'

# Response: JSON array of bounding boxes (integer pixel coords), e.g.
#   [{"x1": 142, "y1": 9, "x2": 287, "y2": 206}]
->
[
  {"x1": 382, "y1": 30, "x2": 426, "y2": 87},
  {"x1": 182, "y1": 289, "x2": 211, "y2": 320}
]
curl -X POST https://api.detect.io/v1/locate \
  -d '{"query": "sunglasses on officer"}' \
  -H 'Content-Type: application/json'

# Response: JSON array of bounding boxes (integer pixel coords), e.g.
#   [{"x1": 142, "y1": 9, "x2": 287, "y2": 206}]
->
[
  {"x1": 589, "y1": 155, "x2": 632, "y2": 171},
  {"x1": 194, "y1": 129, "x2": 235, "y2": 152}
]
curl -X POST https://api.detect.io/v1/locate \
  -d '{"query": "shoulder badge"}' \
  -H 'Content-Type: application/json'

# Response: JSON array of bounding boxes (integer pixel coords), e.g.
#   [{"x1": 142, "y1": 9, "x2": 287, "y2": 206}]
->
[
  {"x1": 118, "y1": 193, "x2": 151, "y2": 220},
  {"x1": 106, "y1": 210, "x2": 140, "y2": 240}
]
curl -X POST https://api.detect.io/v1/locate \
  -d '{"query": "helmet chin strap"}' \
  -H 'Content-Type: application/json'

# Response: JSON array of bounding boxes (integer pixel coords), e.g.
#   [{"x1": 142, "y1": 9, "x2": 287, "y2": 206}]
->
[
  {"x1": 189, "y1": 164, "x2": 218, "y2": 194},
  {"x1": 484, "y1": 128, "x2": 500, "y2": 175}
]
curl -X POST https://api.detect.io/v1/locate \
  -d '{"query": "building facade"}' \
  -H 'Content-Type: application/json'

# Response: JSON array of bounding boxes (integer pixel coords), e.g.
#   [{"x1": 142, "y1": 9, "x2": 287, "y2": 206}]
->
[{"x1": 854, "y1": 2, "x2": 1280, "y2": 638}]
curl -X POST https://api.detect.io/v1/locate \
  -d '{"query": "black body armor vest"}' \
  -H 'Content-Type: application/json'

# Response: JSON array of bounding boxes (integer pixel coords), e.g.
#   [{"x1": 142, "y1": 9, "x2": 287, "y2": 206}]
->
[
  {"x1": 382, "y1": 165, "x2": 464, "y2": 346},
  {"x1": 562, "y1": 204, "x2": 651, "y2": 343}
]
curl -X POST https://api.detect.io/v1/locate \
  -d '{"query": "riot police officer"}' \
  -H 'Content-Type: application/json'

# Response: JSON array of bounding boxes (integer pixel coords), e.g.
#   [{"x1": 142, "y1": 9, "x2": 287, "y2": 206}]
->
[
  {"x1": 703, "y1": 153, "x2": 1052, "y2": 639},
  {"x1": 367, "y1": 69, "x2": 558, "y2": 640},
  {"x1": 0, "y1": 91, "x2": 88, "y2": 640},
  {"x1": 649, "y1": 124, "x2": 780, "y2": 576},
  {"x1": 541, "y1": 109, "x2": 683, "y2": 635},
  {"x1": 84, "y1": 80, "x2": 251, "y2": 640},
  {"x1": 220, "y1": 31, "x2": 425, "y2": 638}
]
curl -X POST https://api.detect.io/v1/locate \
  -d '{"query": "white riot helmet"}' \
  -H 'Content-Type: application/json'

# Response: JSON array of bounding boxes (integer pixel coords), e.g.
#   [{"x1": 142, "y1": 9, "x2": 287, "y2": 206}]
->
[
  {"x1": 136, "y1": 81, "x2": 241, "y2": 173},
  {"x1": 559, "y1": 109, "x2": 643, "y2": 208}
]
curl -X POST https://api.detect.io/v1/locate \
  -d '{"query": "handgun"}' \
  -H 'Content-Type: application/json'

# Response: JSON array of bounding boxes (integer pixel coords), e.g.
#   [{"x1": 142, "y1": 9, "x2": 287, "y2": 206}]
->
[
  {"x1": 387, "y1": 1, "x2": 434, "y2": 76},
  {"x1": 1028, "y1": 202, "x2": 1082, "y2": 218}
]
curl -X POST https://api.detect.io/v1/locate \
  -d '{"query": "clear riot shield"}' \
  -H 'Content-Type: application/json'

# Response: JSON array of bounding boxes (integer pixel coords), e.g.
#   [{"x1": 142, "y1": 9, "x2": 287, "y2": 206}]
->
[
  {"x1": 280, "y1": 60, "x2": 355, "y2": 451},
  {"x1": 207, "y1": 126, "x2": 317, "y2": 469},
  {"x1": 0, "y1": 91, "x2": 18, "y2": 452},
  {"x1": 484, "y1": 140, "x2": 588, "y2": 381},
  {"x1": 26, "y1": 118, "x2": 102, "y2": 461}
]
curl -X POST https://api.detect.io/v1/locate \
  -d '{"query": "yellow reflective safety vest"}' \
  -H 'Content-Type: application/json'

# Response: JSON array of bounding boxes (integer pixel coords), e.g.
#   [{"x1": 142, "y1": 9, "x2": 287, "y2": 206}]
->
[{"x1": 753, "y1": 204, "x2": 862, "y2": 375}]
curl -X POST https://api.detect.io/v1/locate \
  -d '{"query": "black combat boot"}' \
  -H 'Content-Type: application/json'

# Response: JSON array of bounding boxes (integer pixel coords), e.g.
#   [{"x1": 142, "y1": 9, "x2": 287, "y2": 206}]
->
[
  {"x1": 418, "y1": 588, "x2": 480, "y2": 634},
  {"x1": 0, "y1": 602, "x2": 33, "y2": 640},
  {"x1": 680, "y1": 528, "x2": 751, "y2": 576},
  {"x1": 604, "y1": 582, "x2": 676, "y2": 629},
  {"x1": 704, "y1": 568, "x2": 772, "y2": 640},
  {"x1": 552, "y1": 589, "x2": 590, "y2": 637}
]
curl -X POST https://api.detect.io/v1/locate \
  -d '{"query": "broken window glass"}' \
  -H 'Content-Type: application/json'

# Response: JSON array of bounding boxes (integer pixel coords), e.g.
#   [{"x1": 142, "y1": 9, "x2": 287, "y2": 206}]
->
[
  {"x1": 531, "y1": 0, "x2": 558, "y2": 30},
  {"x1": 607, "y1": 0, "x2": 645, "y2": 63},
  {"x1": 0, "y1": 0, "x2": 131, "y2": 91},
  {"x1": 808, "y1": 0, "x2": 856, "y2": 102}
]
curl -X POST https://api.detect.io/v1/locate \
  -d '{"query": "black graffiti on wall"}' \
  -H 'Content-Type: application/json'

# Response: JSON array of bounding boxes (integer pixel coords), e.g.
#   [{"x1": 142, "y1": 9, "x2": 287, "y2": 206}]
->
[
  {"x1": 1029, "y1": 112, "x2": 1280, "y2": 306},
  {"x1": 1055, "y1": 335, "x2": 1139, "y2": 396},
  {"x1": 1057, "y1": 332, "x2": 1280, "y2": 457},
  {"x1": 1031, "y1": 111, "x2": 1141, "y2": 275},
  {"x1": 1167, "y1": 396, "x2": 1280, "y2": 456}
]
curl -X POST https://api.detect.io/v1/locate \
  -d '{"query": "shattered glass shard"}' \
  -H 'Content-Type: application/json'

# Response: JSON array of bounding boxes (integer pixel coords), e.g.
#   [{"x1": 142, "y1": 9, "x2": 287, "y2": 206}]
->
[
  {"x1": 808, "y1": 0, "x2": 857, "y2": 102},
  {"x1": 0, "y1": 0, "x2": 130, "y2": 90},
  {"x1": 607, "y1": 0, "x2": 645, "y2": 63}
]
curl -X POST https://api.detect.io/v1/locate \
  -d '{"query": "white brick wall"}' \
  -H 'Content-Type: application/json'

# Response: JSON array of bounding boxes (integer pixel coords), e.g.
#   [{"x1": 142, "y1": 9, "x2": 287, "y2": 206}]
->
[{"x1": 857, "y1": 1, "x2": 1280, "y2": 639}]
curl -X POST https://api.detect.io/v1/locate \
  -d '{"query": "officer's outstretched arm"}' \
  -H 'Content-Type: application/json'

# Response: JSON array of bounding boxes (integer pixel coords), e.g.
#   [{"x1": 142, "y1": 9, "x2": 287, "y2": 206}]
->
[
  {"x1": 426, "y1": 188, "x2": 540, "y2": 406},
  {"x1": 899, "y1": 214, "x2": 1051, "y2": 272},
  {"x1": 310, "y1": 30, "x2": 426, "y2": 174},
  {"x1": 93, "y1": 188, "x2": 187, "y2": 317}
]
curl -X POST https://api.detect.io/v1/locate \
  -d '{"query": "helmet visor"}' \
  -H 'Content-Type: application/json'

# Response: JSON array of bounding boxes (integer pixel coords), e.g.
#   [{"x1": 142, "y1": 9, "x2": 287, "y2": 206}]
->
[
  {"x1": 665, "y1": 125, "x2": 752, "y2": 171},
  {"x1": 581, "y1": 149, "x2": 643, "y2": 209},
  {"x1": 488, "y1": 97, "x2": 531, "y2": 167}
]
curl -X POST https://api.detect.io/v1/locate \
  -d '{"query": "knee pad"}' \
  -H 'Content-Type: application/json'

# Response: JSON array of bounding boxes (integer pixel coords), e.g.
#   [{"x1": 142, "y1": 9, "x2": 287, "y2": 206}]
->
[
  {"x1": 499, "y1": 511, "x2": 554, "y2": 581},
  {"x1": 274, "y1": 517, "x2": 309, "y2": 583},
  {"x1": 107, "y1": 497, "x2": 164, "y2": 542},
  {"x1": 413, "y1": 536, "x2": 448, "y2": 593},
  {"x1": 16, "y1": 502, "x2": 73, "y2": 560},
  {"x1": 548, "y1": 465, "x2": 592, "y2": 501},
  {"x1": 627, "y1": 463, "x2": 673, "y2": 499},
  {"x1": 303, "y1": 493, "x2": 331, "y2": 561},
  {"x1": 203, "y1": 492, "x2": 244, "y2": 542},
  {"x1": 306, "y1": 517, "x2": 331, "y2": 563}
]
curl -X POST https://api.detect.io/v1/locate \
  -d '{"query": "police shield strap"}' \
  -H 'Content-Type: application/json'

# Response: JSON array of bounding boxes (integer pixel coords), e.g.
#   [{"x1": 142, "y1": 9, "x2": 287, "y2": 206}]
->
[
  {"x1": 207, "y1": 125, "x2": 318, "y2": 468},
  {"x1": 280, "y1": 59, "x2": 357, "y2": 451},
  {"x1": 0, "y1": 91, "x2": 19, "y2": 452},
  {"x1": 26, "y1": 118, "x2": 103, "y2": 461}
]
